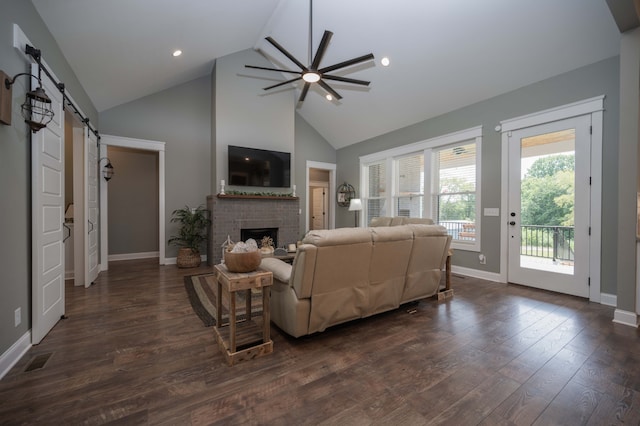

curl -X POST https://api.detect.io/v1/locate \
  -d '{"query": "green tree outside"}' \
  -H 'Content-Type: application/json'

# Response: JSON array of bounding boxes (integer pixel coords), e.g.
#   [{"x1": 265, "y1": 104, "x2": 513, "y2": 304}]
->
[
  {"x1": 520, "y1": 153, "x2": 575, "y2": 251},
  {"x1": 521, "y1": 154, "x2": 574, "y2": 226}
]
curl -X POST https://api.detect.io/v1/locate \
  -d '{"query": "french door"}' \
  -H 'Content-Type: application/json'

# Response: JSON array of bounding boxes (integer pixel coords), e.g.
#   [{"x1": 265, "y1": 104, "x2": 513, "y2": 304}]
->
[{"x1": 507, "y1": 115, "x2": 591, "y2": 297}]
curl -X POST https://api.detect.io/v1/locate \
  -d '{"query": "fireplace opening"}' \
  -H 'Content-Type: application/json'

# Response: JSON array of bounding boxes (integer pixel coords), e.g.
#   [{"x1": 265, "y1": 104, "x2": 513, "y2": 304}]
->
[{"x1": 241, "y1": 227, "x2": 278, "y2": 248}]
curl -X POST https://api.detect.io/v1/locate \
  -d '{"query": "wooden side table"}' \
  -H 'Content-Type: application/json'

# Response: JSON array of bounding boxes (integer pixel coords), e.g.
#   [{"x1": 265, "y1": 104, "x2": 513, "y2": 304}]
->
[{"x1": 213, "y1": 264, "x2": 273, "y2": 366}]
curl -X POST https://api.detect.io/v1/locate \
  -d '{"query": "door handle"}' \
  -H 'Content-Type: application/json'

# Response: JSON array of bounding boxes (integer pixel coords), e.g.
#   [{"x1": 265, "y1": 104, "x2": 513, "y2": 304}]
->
[
  {"x1": 63, "y1": 223, "x2": 71, "y2": 243},
  {"x1": 509, "y1": 221, "x2": 516, "y2": 226}
]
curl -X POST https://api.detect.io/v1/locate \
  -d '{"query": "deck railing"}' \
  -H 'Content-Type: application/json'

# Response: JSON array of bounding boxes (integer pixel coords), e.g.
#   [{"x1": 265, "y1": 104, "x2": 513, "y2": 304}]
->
[
  {"x1": 438, "y1": 221, "x2": 574, "y2": 262},
  {"x1": 520, "y1": 225, "x2": 574, "y2": 261}
]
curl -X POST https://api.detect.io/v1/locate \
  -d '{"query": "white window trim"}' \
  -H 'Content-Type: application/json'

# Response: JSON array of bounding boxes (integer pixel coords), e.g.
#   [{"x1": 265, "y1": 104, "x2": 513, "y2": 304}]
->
[{"x1": 360, "y1": 125, "x2": 482, "y2": 251}]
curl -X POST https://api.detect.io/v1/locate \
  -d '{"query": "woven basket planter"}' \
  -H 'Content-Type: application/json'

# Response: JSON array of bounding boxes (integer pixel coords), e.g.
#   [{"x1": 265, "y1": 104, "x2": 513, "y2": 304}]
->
[{"x1": 177, "y1": 248, "x2": 201, "y2": 268}]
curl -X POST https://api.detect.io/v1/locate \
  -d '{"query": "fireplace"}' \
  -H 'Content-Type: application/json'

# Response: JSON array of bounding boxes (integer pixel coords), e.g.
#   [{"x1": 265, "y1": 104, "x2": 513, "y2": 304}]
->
[
  {"x1": 241, "y1": 227, "x2": 278, "y2": 248},
  {"x1": 206, "y1": 195, "x2": 300, "y2": 265}
]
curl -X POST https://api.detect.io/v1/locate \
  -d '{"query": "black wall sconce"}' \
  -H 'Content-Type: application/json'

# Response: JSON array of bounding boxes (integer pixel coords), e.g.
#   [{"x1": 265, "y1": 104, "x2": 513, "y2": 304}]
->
[
  {"x1": 99, "y1": 157, "x2": 114, "y2": 181},
  {"x1": 337, "y1": 182, "x2": 355, "y2": 207},
  {"x1": 0, "y1": 47, "x2": 55, "y2": 133}
]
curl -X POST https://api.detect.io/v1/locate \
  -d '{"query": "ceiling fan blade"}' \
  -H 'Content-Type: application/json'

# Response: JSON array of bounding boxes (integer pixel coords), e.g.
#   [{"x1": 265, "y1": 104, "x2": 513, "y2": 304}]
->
[
  {"x1": 319, "y1": 53, "x2": 375, "y2": 74},
  {"x1": 263, "y1": 76, "x2": 302, "y2": 91},
  {"x1": 310, "y1": 30, "x2": 333, "y2": 70},
  {"x1": 245, "y1": 65, "x2": 302, "y2": 75},
  {"x1": 299, "y1": 83, "x2": 310, "y2": 102},
  {"x1": 322, "y1": 75, "x2": 370, "y2": 86},
  {"x1": 265, "y1": 36, "x2": 307, "y2": 71},
  {"x1": 318, "y1": 80, "x2": 342, "y2": 100}
]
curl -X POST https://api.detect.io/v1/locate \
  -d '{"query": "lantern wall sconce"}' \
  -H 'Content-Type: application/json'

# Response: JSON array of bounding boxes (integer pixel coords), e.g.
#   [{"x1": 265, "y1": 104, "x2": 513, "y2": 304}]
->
[
  {"x1": 337, "y1": 182, "x2": 355, "y2": 207},
  {"x1": 99, "y1": 157, "x2": 115, "y2": 181},
  {"x1": 1, "y1": 47, "x2": 55, "y2": 133}
]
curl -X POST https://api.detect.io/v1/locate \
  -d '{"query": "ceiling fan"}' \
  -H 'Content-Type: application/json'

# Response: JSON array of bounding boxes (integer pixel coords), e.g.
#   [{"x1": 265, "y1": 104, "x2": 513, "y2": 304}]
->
[{"x1": 245, "y1": 0, "x2": 374, "y2": 103}]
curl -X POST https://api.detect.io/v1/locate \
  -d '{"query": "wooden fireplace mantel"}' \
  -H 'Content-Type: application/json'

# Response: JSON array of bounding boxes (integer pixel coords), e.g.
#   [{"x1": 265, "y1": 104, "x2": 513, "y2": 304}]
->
[{"x1": 217, "y1": 194, "x2": 298, "y2": 200}]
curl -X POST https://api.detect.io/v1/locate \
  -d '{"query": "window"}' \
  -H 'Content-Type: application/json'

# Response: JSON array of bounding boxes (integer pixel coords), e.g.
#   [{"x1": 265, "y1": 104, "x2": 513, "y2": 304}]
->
[
  {"x1": 395, "y1": 153, "x2": 424, "y2": 218},
  {"x1": 434, "y1": 142, "x2": 477, "y2": 245},
  {"x1": 364, "y1": 161, "x2": 386, "y2": 225},
  {"x1": 360, "y1": 126, "x2": 481, "y2": 251}
]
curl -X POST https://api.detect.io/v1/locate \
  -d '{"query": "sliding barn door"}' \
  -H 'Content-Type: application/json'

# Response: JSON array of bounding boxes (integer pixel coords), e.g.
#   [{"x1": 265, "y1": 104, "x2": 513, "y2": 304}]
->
[{"x1": 31, "y1": 63, "x2": 65, "y2": 344}]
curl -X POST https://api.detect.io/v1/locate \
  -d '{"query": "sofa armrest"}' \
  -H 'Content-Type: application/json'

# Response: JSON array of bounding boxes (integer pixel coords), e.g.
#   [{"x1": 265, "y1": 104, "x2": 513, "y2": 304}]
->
[{"x1": 260, "y1": 257, "x2": 292, "y2": 283}]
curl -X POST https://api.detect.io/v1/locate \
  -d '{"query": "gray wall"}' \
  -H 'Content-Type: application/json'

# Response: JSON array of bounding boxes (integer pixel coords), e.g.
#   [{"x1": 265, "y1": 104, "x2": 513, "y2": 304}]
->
[
  {"x1": 211, "y1": 49, "x2": 336, "y2": 239},
  {"x1": 213, "y1": 49, "x2": 295, "y2": 193},
  {"x1": 0, "y1": 1, "x2": 97, "y2": 356},
  {"x1": 100, "y1": 76, "x2": 212, "y2": 258},
  {"x1": 336, "y1": 56, "x2": 620, "y2": 294},
  {"x1": 617, "y1": 28, "x2": 640, "y2": 312},
  {"x1": 107, "y1": 146, "x2": 159, "y2": 255},
  {"x1": 294, "y1": 113, "x2": 337, "y2": 237}
]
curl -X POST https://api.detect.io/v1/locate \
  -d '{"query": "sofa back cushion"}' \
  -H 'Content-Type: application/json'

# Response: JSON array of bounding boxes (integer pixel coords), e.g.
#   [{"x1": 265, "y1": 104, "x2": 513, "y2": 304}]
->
[
  {"x1": 402, "y1": 224, "x2": 451, "y2": 302},
  {"x1": 368, "y1": 226, "x2": 413, "y2": 315},
  {"x1": 369, "y1": 216, "x2": 435, "y2": 226},
  {"x1": 369, "y1": 216, "x2": 392, "y2": 227},
  {"x1": 302, "y1": 228, "x2": 373, "y2": 333}
]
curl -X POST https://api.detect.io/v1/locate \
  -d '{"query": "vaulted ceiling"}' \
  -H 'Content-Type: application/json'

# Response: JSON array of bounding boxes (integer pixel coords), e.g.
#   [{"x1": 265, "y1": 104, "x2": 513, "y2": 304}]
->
[{"x1": 31, "y1": 0, "x2": 621, "y2": 149}]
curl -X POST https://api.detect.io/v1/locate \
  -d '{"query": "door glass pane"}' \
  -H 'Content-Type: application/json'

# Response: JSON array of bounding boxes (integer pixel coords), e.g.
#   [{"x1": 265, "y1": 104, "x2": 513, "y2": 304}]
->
[{"x1": 520, "y1": 129, "x2": 575, "y2": 275}]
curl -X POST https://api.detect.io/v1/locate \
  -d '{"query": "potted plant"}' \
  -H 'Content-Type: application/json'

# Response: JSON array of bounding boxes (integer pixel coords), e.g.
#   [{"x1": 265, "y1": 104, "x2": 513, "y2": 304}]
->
[{"x1": 169, "y1": 205, "x2": 211, "y2": 268}]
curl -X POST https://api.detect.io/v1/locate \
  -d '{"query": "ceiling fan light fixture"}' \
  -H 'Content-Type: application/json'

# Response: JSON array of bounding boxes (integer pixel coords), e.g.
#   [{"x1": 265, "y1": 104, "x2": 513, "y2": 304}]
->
[
  {"x1": 302, "y1": 72, "x2": 321, "y2": 83},
  {"x1": 244, "y1": 0, "x2": 373, "y2": 103}
]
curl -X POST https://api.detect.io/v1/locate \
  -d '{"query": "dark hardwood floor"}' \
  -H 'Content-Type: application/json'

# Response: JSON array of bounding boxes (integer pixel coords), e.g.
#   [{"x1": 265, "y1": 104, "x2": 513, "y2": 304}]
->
[{"x1": 1, "y1": 258, "x2": 640, "y2": 425}]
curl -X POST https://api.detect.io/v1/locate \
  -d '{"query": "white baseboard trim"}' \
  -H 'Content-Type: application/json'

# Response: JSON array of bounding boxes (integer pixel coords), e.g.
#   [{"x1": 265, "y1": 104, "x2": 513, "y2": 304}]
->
[
  {"x1": 0, "y1": 331, "x2": 31, "y2": 380},
  {"x1": 164, "y1": 254, "x2": 207, "y2": 265},
  {"x1": 451, "y1": 265, "x2": 502, "y2": 283},
  {"x1": 600, "y1": 292, "x2": 617, "y2": 307},
  {"x1": 65, "y1": 270, "x2": 74, "y2": 280},
  {"x1": 613, "y1": 309, "x2": 639, "y2": 327},
  {"x1": 108, "y1": 251, "x2": 159, "y2": 261}
]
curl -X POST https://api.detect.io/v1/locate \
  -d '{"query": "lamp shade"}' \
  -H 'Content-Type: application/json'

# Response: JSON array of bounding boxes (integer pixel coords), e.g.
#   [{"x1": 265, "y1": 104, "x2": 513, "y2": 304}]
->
[{"x1": 348, "y1": 198, "x2": 363, "y2": 211}]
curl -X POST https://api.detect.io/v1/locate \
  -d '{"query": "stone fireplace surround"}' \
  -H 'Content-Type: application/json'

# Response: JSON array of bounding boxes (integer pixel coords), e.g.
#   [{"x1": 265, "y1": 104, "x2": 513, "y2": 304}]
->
[{"x1": 206, "y1": 195, "x2": 300, "y2": 265}]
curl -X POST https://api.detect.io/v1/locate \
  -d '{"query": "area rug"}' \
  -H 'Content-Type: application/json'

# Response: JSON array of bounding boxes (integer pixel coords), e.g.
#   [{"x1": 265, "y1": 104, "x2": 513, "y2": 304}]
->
[{"x1": 184, "y1": 273, "x2": 263, "y2": 327}]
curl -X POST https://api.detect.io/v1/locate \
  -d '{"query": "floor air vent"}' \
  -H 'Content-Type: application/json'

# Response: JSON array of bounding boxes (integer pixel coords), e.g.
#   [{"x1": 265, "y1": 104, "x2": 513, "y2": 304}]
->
[{"x1": 24, "y1": 353, "x2": 52, "y2": 372}]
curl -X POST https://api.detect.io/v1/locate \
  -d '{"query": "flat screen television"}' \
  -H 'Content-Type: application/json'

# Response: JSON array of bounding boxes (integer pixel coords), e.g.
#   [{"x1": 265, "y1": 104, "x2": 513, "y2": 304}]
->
[{"x1": 228, "y1": 145, "x2": 291, "y2": 188}]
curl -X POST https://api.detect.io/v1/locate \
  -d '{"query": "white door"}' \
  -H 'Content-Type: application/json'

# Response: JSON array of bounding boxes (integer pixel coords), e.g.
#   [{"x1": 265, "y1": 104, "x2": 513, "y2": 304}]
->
[
  {"x1": 32, "y1": 64, "x2": 65, "y2": 343},
  {"x1": 311, "y1": 187, "x2": 328, "y2": 230},
  {"x1": 85, "y1": 130, "x2": 99, "y2": 286},
  {"x1": 507, "y1": 115, "x2": 591, "y2": 297}
]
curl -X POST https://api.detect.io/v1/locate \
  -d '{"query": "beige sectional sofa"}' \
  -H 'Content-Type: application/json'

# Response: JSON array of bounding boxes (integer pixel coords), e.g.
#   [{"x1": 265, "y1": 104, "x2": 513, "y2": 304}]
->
[{"x1": 260, "y1": 222, "x2": 451, "y2": 338}]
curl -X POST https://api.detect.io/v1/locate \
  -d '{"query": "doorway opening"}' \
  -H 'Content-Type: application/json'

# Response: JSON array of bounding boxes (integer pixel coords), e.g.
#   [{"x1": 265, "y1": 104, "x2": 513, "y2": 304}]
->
[
  {"x1": 99, "y1": 135, "x2": 166, "y2": 268},
  {"x1": 306, "y1": 161, "x2": 336, "y2": 232},
  {"x1": 105, "y1": 146, "x2": 160, "y2": 262}
]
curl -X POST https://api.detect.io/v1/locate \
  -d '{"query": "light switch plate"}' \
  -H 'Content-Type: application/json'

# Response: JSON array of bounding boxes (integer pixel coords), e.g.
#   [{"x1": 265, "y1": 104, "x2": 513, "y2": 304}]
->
[{"x1": 484, "y1": 208, "x2": 499, "y2": 217}]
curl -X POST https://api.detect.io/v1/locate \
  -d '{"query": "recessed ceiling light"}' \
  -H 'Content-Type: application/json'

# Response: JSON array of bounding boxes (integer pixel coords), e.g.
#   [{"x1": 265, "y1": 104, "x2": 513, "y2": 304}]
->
[
  {"x1": 172, "y1": 50, "x2": 182, "y2": 57},
  {"x1": 381, "y1": 57, "x2": 390, "y2": 67},
  {"x1": 326, "y1": 94, "x2": 333, "y2": 101}
]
